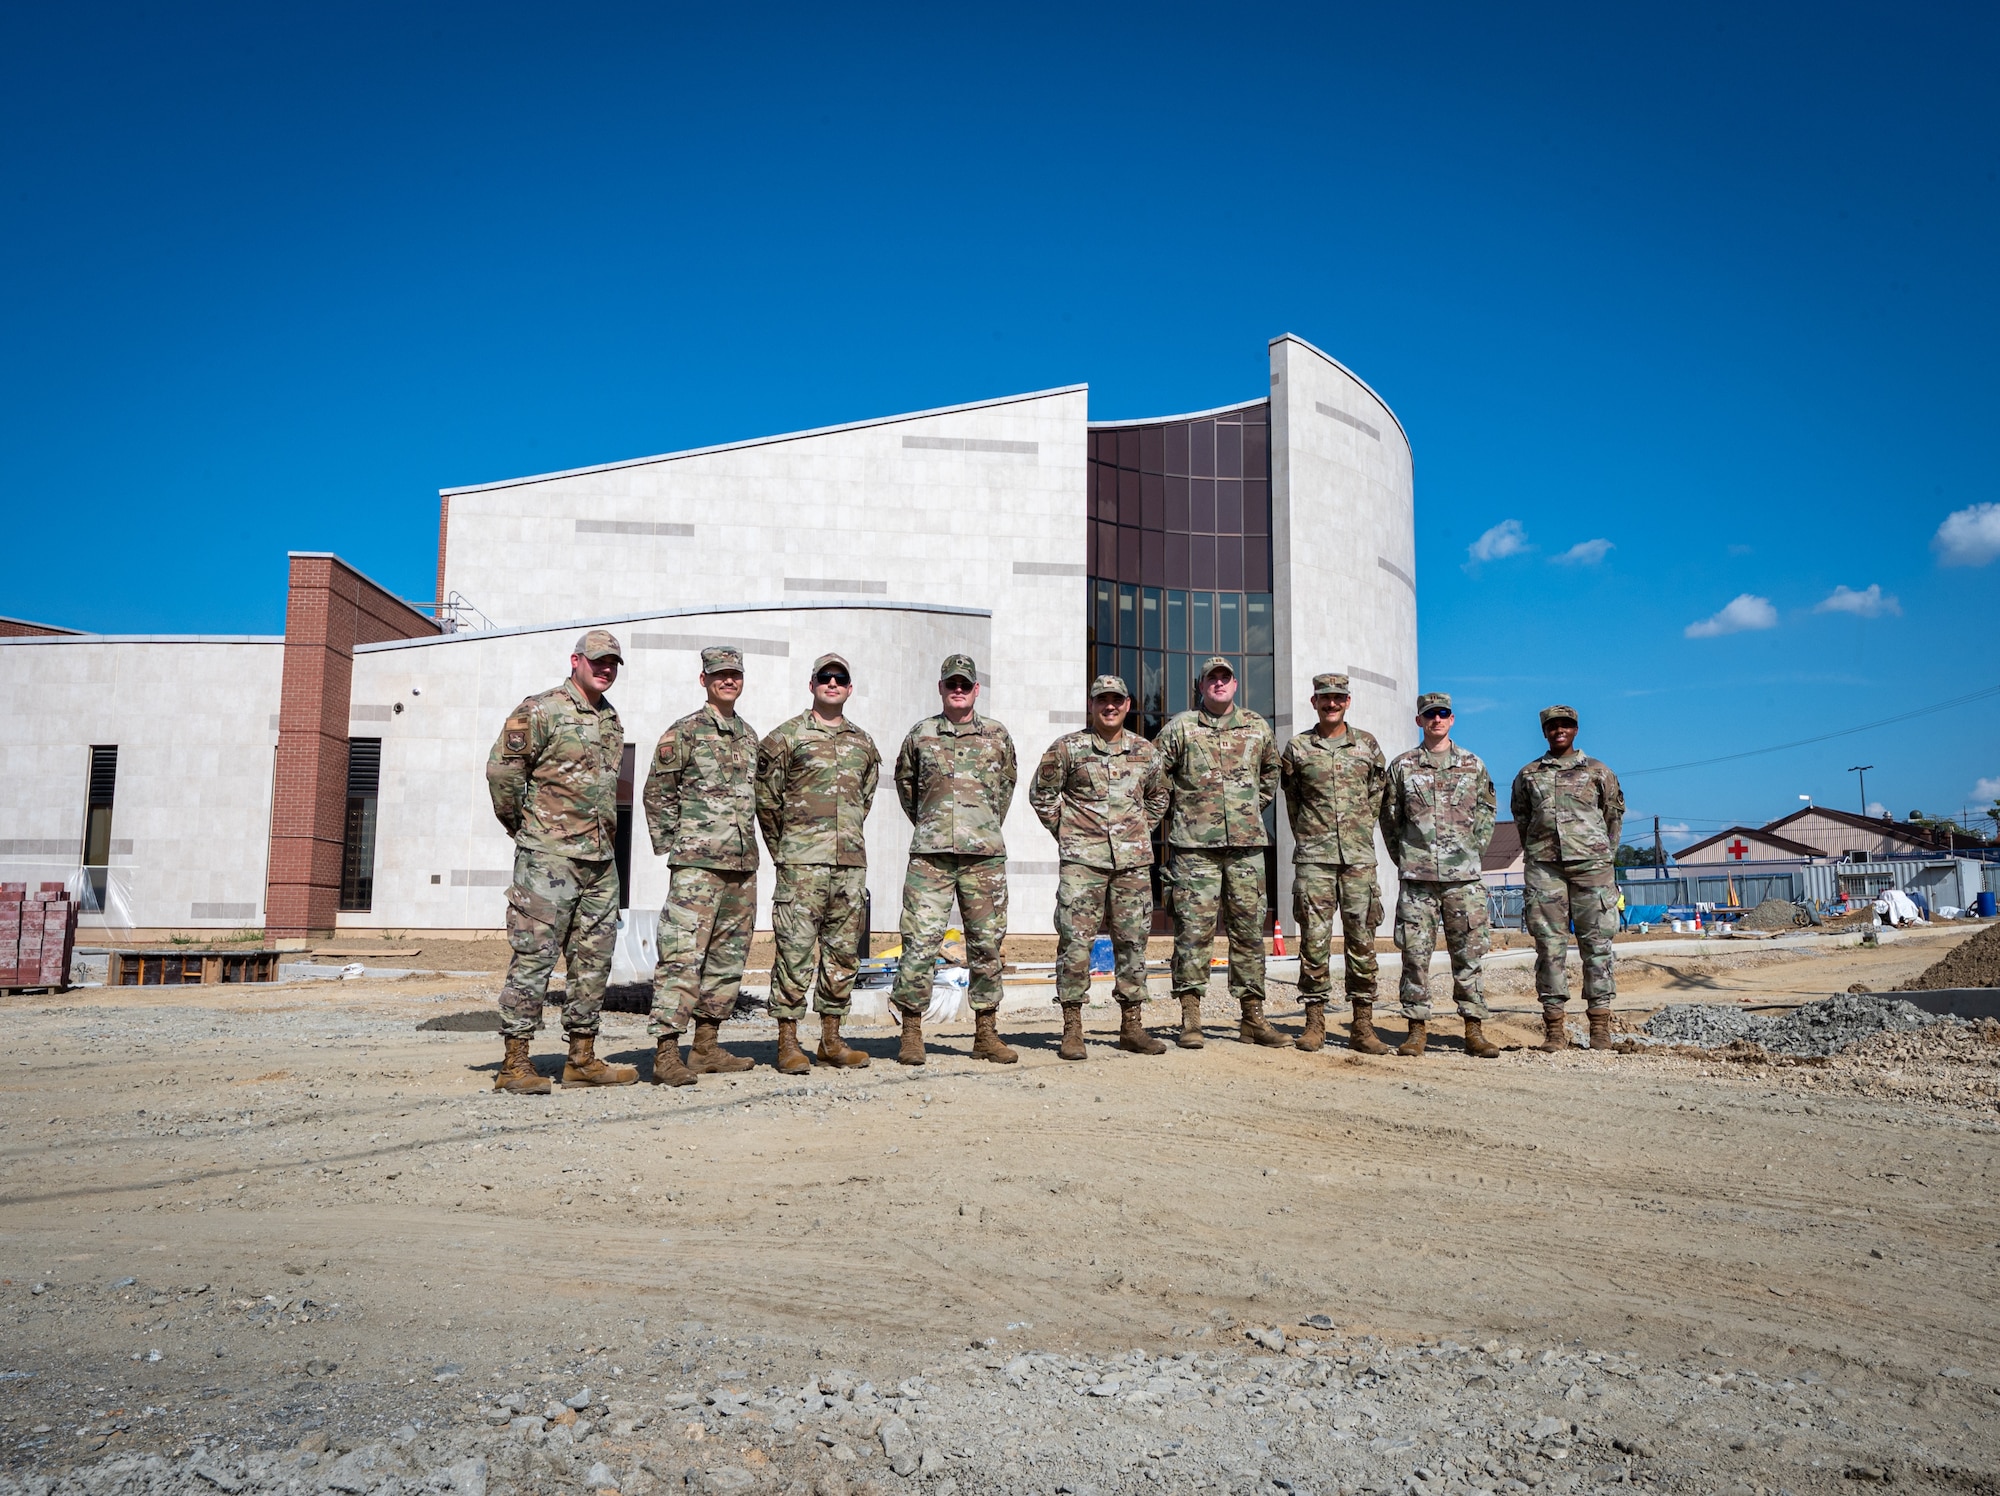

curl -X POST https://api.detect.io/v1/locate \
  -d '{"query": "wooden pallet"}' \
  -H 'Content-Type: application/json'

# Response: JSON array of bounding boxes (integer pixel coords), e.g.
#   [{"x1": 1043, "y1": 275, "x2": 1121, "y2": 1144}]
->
[{"x1": 108, "y1": 950, "x2": 281, "y2": 986}]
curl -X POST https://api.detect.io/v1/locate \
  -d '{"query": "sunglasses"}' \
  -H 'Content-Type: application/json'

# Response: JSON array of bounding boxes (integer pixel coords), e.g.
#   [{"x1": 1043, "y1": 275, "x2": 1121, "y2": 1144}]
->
[
  {"x1": 1317, "y1": 693, "x2": 1351, "y2": 704},
  {"x1": 942, "y1": 677, "x2": 976, "y2": 690},
  {"x1": 1421, "y1": 708, "x2": 1454, "y2": 721},
  {"x1": 813, "y1": 671, "x2": 851, "y2": 686}
]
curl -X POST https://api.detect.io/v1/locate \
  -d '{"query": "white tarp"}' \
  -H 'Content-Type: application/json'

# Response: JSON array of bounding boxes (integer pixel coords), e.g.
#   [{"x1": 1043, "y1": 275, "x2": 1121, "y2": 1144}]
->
[{"x1": 1873, "y1": 888, "x2": 1927, "y2": 927}]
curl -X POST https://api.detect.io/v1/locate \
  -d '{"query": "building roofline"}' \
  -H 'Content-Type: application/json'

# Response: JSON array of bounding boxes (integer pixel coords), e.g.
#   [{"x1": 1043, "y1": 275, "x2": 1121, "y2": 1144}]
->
[
  {"x1": 353, "y1": 598, "x2": 994, "y2": 655},
  {"x1": 0, "y1": 634, "x2": 284, "y2": 647},
  {"x1": 1678, "y1": 825, "x2": 1825, "y2": 858},
  {"x1": 1088, "y1": 397, "x2": 1270, "y2": 430},
  {"x1": 438, "y1": 385, "x2": 1091, "y2": 497},
  {"x1": 0, "y1": 614, "x2": 85, "y2": 636},
  {"x1": 286, "y1": 552, "x2": 440, "y2": 632},
  {"x1": 1269, "y1": 333, "x2": 1412, "y2": 451},
  {"x1": 1764, "y1": 804, "x2": 1942, "y2": 846}
]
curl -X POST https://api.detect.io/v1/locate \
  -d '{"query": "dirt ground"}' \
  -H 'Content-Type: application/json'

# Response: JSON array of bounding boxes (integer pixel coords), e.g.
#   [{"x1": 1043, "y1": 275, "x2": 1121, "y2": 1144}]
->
[{"x1": 5, "y1": 923, "x2": 1998, "y2": 1496}]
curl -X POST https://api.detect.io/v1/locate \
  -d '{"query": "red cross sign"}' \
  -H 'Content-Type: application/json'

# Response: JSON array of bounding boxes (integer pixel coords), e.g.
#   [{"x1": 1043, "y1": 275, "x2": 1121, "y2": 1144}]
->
[{"x1": 1727, "y1": 838, "x2": 1750, "y2": 860}]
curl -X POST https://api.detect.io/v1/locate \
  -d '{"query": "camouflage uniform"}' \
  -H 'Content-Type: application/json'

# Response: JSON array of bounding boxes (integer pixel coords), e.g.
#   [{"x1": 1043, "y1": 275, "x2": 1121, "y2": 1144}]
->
[
  {"x1": 757, "y1": 703, "x2": 880, "y2": 1021},
  {"x1": 1029, "y1": 694, "x2": 1170, "y2": 1008},
  {"x1": 1280, "y1": 704, "x2": 1388, "y2": 999},
  {"x1": 1510, "y1": 712, "x2": 1625, "y2": 1011},
  {"x1": 1379, "y1": 713, "x2": 1496, "y2": 1020},
  {"x1": 890, "y1": 702, "x2": 1017, "y2": 1015},
  {"x1": 643, "y1": 694, "x2": 760, "y2": 1038},
  {"x1": 1154, "y1": 683, "x2": 1280, "y2": 1002},
  {"x1": 486, "y1": 674, "x2": 624, "y2": 1039}
]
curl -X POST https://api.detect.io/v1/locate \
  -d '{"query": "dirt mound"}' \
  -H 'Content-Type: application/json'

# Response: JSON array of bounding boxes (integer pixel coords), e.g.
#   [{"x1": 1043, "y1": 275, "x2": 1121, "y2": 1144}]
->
[
  {"x1": 1737, "y1": 897, "x2": 1808, "y2": 931},
  {"x1": 1896, "y1": 920, "x2": 2000, "y2": 990},
  {"x1": 414, "y1": 1009, "x2": 503, "y2": 1032}
]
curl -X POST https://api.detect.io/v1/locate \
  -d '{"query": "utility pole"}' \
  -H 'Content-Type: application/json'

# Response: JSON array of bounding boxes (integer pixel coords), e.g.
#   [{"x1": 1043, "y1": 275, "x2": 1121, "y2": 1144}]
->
[
  {"x1": 1848, "y1": 764, "x2": 1873, "y2": 817},
  {"x1": 1653, "y1": 815, "x2": 1664, "y2": 872}
]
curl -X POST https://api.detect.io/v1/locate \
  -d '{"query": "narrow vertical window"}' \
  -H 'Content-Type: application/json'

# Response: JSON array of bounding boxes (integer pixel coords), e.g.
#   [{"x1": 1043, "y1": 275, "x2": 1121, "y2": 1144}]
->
[
  {"x1": 339, "y1": 739, "x2": 381, "y2": 912},
  {"x1": 614, "y1": 744, "x2": 636, "y2": 911},
  {"x1": 81, "y1": 745, "x2": 118, "y2": 910}
]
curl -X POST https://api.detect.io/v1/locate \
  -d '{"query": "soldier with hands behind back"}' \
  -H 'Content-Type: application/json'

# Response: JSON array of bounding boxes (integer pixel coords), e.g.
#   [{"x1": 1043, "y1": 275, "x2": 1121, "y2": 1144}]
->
[
  {"x1": 1029, "y1": 675, "x2": 1171, "y2": 1060},
  {"x1": 1511, "y1": 705, "x2": 1625, "y2": 1052},
  {"x1": 1378, "y1": 692, "x2": 1500, "y2": 1059},
  {"x1": 1154, "y1": 656, "x2": 1283, "y2": 1049},
  {"x1": 484, "y1": 630, "x2": 639, "y2": 1093},
  {"x1": 890, "y1": 654, "x2": 1019, "y2": 1066},
  {"x1": 757, "y1": 653, "x2": 881, "y2": 1071},
  {"x1": 1279, "y1": 673, "x2": 1390, "y2": 1054},
  {"x1": 641, "y1": 645, "x2": 761, "y2": 1084}
]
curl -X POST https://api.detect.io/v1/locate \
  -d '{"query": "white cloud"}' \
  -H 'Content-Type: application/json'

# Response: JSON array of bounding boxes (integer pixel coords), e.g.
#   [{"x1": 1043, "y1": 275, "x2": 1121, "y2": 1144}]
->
[
  {"x1": 1933, "y1": 502, "x2": 2000, "y2": 567},
  {"x1": 1551, "y1": 538, "x2": 1613, "y2": 566},
  {"x1": 1973, "y1": 776, "x2": 2000, "y2": 802},
  {"x1": 1866, "y1": 801, "x2": 1889, "y2": 819},
  {"x1": 1684, "y1": 594, "x2": 1779, "y2": 639},
  {"x1": 1466, "y1": 519, "x2": 1530, "y2": 564},
  {"x1": 1813, "y1": 583, "x2": 1901, "y2": 618}
]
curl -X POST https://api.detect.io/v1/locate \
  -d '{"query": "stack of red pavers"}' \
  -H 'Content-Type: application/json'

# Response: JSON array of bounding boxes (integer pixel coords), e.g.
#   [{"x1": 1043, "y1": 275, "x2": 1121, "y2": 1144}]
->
[{"x1": 0, "y1": 882, "x2": 78, "y2": 991}]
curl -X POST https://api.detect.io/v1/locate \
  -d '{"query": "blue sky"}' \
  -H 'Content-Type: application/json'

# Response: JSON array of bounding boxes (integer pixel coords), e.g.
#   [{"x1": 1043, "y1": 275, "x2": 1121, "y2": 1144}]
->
[{"x1": 4, "y1": 1, "x2": 1997, "y2": 843}]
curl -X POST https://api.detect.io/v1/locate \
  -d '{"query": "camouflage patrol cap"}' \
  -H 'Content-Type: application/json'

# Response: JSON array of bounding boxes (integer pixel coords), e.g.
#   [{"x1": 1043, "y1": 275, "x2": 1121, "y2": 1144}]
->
[
  {"x1": 810, "y1": 652, "x2": 852, "y2": 677},
  {"x1": 939, "y1": 653, "x2": 979, "y2": 685},
  {"x1": 1539, "y1": 703, "x2": 1579, "y2": 727},
  {"x1": 1198, "y1": 655, "x2": 1235, "y2": 679},
  {"x1": 1089, "y1": 674, "x2": 1130, "y2": 699},
  {"x1": 1416, "y1": 691, "x2": 1453, "y2": 715},
  {"x1": 701, "y1": 645, "x2": 744, "y2": 674},
  {"x1": 573, "y1": 628, "x2": 624, "y2": 662},
  {"x1": 1311, "y1": 672, "x2": 1351, "y2": 697}
]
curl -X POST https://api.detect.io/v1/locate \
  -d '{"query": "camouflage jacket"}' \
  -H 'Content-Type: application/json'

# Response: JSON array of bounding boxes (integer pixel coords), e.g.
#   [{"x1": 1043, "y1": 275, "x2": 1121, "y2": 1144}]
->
[
  {"x1": 756, "y1": 711, "x2": 881, "y2": 867},
  {"x1": 1029, "y1": 729, "x2": 1170, "y2": 870},
  {"x1": 1153, "y1": 704, "x2": 1279, "y2": 849},
  {"x1": 485, "y1": 677, "x2": 623, "y2": 860},
  {"x1": 1509, "y1": 749, "x2": 1624, "y2": 870},
  {"x1": 1379, "y1": 741, "x2": 1495, "y2": 884},
  {"x1": 894, "y1": 713, "x2": 1017, "y2": 858},
  {"x1": 1280, "y1": 724, "x2": 1388, "y2": 865},
  {"x1": 643, "y1": 704, "x2": 760, "y2": 872}
]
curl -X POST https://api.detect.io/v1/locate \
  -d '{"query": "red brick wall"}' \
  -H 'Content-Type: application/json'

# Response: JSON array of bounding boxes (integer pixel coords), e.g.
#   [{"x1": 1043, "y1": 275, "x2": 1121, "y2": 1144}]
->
[
  {"x1": 0, "y1": 616, "x2": 82, "y2": 637},
  {"x1": 265, "y1": 555, "x2": 440, "y2": 937}
]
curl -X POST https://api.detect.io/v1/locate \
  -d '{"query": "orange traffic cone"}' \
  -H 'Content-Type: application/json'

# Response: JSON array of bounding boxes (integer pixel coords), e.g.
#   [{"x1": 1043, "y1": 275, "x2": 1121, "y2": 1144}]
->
[{"x1": 1272, "y1": 916, "x2": 1286, "y2": 956}]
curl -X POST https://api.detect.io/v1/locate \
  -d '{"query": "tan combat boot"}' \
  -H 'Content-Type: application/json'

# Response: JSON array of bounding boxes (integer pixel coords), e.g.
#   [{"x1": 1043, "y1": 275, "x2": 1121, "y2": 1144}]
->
[
  {"x1": 1117, "y1": 1002, "x2": 1166, "y2": 1055},
  {"x1": 897, "y1": 1009, "x2": 926, "y2": 1066},
  {"x1": 972, "y1": 1009, "x2": 1018, "y2": 1064},
  {"x1": 1059, "y1": 1005, "x2": 1086, "y2": 1061},
  {"x1": 688, "y1": 1017, "x2": 754, "y2": 1074},
  {"x1": 816, "y1": 1013, "x2": 870, "y2": 1068},
  {"x1": 1239, "y1": 997, "x2": 1289, "y2": 1048},
  {"x1": 1295, "y1": 1001, "x2": 1327, "y2": 1052},
  {"x1": 1538, "y1": 1003, "x2": 1569, "y2": 1053},
  {"x1": 493, "y1": 1035, "x2": 551, "y2": 1095},
  {"x1": 1176, "y1": 994, "x2": 1206, "y2": 1049},
  {"x1": 1395, "y1": 1018, "x2": 1428, "y2": 1057},
  {"x1": 1588, "y1": 1009, "x2": 1615, "y2": 1050},
  {"x1": 774, "y1": 1018, "x2": 812, "y2": 1075},
  {"x1": 563, "y1": 1033, "x2": 638, "y2": 1086},
  {"x1": 650, "y1": 1033, "x2": 696, "y2": 1087},
  {"x1": 1462, "y1": 1017, "x2": 1500, "y2": 1059},
  {"x1": 1348, "y1": 999, "x2": 1392, "y2": 1055}
]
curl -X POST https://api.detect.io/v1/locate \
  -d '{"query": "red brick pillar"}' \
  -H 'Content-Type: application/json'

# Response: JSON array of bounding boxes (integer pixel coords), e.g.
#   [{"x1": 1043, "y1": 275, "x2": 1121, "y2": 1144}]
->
[{"x1": 265, "y1": 554, "x2": 439, "y2": 938}]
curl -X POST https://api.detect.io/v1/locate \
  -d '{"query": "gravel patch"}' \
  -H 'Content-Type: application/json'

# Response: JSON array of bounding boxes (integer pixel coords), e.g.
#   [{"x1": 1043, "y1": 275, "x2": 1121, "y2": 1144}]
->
[{"x1": 1641, "y1": 991, "x2": 1954, "y2": 1056}]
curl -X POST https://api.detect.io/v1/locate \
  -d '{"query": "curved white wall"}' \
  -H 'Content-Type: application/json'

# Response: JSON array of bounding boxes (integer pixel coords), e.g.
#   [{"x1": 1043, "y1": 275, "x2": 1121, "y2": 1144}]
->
[{"x1": 1268, "y1": 334, "x2": 1418, "y2": 931}]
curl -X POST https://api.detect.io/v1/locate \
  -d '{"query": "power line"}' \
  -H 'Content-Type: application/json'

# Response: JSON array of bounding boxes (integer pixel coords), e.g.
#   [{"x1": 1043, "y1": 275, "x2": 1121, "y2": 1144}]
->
[{"x1": 1624, "y1": 681, "x2": 2000, "y2": 778}]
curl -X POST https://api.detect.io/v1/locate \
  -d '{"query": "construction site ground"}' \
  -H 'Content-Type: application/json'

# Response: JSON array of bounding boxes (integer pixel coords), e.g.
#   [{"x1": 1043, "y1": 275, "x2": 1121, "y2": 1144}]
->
[{"x1": 4, "y1": 921, "x2": 1998, "y2": 1496}]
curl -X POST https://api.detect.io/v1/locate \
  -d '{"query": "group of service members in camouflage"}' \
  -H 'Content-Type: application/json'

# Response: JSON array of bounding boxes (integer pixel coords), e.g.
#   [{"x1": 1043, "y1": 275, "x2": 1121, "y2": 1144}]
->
[{"x1": 483, "y1": 632, "x2": 1625, "y2": 1093}]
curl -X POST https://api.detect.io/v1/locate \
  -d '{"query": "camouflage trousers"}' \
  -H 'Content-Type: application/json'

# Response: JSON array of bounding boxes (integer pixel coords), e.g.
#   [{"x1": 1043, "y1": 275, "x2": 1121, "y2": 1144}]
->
[
  {"x1": 769, "y1": 863, "x2": 867, "y2": 1021},
  {"x1": 1393, "y1": 878, "x2": 1490, "y2": 1021},
  {"x1": 1054, "y1": 861, "x2": 1153, "y2": 1008},
  {"x1": 648, "y1": 866, "x2": 755, "y2": 1037},
  {"x1": 498, "y1": 848, "x2": 619, "y2": 1039},
  {"x1": 1293, "y1": 861, "x2": 1383, "y2": 999},
  {"x1": 1168, "y1": 847, "x2": 1267, "y2": 1002},
  {"x1": 891, "y1": 853, "x2": 1008, "y2": 1015},
  {"x1": 1524, "y1": 859, "x2": 1620, "y2": 1010}
]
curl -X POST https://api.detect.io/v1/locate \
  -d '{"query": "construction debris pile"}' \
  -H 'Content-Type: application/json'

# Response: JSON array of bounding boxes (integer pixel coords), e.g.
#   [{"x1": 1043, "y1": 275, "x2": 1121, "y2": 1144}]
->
[
  {"x1": 1896, "y1": 918, "x2": 2000, "y2": 990},
  {"x1": 1639, "y1": 990, "x2": 1952, "y2": 1056},
  {"x1": 1734, "y1": 897, "x2": 1807, "y2": 932}
]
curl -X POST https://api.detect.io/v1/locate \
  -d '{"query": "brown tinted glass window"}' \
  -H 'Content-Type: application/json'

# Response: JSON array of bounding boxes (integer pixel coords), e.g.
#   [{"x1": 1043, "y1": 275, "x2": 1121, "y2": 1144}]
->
[
  {"x1": 1216, "y1": 421, "x2": 1242, "y2": 478},
  {"x1": 1140, "y1": 427, "x2": 1165, "y2": 474},
  {"x1": 1165, "y1": 423, "x2": 1189, "y2": 475},
  {"x1": 1189, "y1": 421, "x2": 1214, "y2": 477}
]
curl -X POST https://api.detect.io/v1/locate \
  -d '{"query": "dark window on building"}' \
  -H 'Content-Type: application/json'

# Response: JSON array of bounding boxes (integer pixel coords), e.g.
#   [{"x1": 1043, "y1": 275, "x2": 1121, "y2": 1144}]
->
[
  {"x1": 614, "y1": 744, "x2": 637, "y2": 910},
  {"x1": 81, "y1": 745, "x2": 118, "y2": 909},
  {"x1": 1087, "y1": 406, "x2": 1278, "y2": 920},
  {"x1": 339, "y1": 739, "x2": 382, "y2": 912}
]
